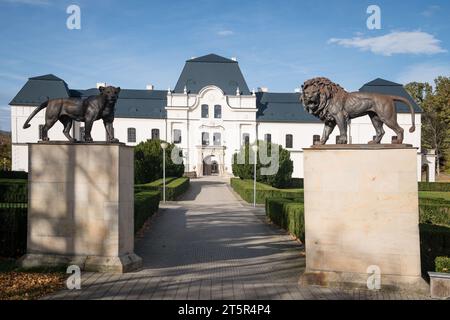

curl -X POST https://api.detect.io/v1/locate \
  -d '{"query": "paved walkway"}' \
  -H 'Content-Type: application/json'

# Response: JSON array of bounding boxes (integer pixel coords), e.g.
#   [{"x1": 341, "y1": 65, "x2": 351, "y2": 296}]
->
[{"x1": 45, "y1": 176, "x2": 429, "y2": 300}]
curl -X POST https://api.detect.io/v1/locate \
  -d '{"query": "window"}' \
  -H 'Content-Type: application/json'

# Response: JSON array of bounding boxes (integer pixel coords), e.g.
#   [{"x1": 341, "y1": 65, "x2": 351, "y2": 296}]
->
[
  {"x1": 202, "y1": 132, "x2": 210, "y2": 146},
  {"x1": 127, "y1": 128, "x2": 136, "y2": 143},
  {"x1": 173, "y1": 129, "x2": 182, "y2": 144},
  {"x1": 214, "y1": 105, "x2": 222, "y2": 119},
  {"x1": 286, "y1": 134, "x2": 293, "y2": 148},
  {"x1": 213, "y1": 133, "x2": 221, "y2": 146},
  {"x1": 38, "y1": 125, "x2": 44, "y2": 140},
  {"x1": 79, "y1": 127, "x2": 85, "y2": 142},
  {"x1": 242, "y1": 133, "x2": 250, "y2": 145},
  {"x1": 264, "y1": 134, "x2": 272, "y2": 144},
  {"x1": 151, "y1": 129, "x2": 160, "y2": 140},
  {"x1": 201, "y1": 104, "x2": 209, "y2": 118}
]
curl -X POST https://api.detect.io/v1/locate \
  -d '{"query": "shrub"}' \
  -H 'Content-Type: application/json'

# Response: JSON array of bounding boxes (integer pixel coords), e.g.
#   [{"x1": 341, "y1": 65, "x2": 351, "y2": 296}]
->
[
  {"x1": 232, "y1": 140, "x2": 293, "y2": 188},
  {"x1": 135, "y1": 177, "x2": 190, "y2": 201},
  {"x1": 135, "y1": 177, "x2": 176, "y2": 193},
  {"x1": 266, "y1": 198, "x2": 305, "y2": 242},
  {"x1": 134, "y1": 139, "x2": 184, "y2": 184},
  {"x1": 419, "y1": 182, "x2": 450, "y2": 192},
  {"x1": 0, "y1": 171, "x2": 28, "y2": 180},
  {"x1": 0, "y1": 204, "x2": 27, "y2": 257},
  {"x1": 230, "y1": 178, "x2": 303, "y2": 204},
  {"x1": 134, "y1": 191, "x2": 160, "y2": 233},
  {"x1": 419, "y1": 203, "x2": 450, "y2": 226},
  {"x1": 0, "y1": 179, "x2": 27, "y2": 203},
  {"x1": 165, "y1": 177, "x2": 190, "y2": 201},
  {"x1": 435, "y1": 256, "x2": 450, "y2": 273}
]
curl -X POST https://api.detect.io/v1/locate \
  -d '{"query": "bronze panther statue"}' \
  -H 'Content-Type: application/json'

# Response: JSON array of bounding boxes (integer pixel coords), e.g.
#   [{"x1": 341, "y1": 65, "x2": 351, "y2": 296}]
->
[
  {"x1": 23, "y1": 86, "x2": 121, "y2": 143},
  {"x1": 301, "y1": 77, "x2": 416, "y2": 145}
]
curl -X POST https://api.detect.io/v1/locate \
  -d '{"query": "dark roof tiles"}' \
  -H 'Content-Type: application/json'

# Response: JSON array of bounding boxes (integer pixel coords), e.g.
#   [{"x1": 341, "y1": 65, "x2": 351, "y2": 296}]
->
[{"x1": 174, "y1": 54, "x2": 250, "y2": 95}]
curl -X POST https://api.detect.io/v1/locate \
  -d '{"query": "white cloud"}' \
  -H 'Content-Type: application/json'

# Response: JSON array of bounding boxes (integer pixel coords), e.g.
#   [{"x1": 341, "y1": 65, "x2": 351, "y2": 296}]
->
[
  {"x1": 217, "y1": 30, "x2": 234, "y2": 37},
  {"x1": 397, "y1": 63, "x2": 450, "y2": 86},
  {"x1": 1, "y1": 0, "x2": 50, "y2": 5},
  {"x1": 328, "y1": 31, "x2": 446, "y2": 56},
  {"x1": 422, "y1": 5, "x2": 440, "y2": 17}
]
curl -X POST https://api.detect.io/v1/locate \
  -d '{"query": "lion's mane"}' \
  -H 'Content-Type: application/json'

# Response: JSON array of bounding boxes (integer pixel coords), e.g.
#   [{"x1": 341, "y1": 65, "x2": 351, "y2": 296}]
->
[{"x1": 301, "y1": 77, "x2": 347, "y2": 121}]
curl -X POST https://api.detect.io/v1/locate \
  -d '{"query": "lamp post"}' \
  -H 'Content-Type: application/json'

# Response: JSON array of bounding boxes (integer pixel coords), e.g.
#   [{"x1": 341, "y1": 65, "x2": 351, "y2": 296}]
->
[
  {"x1": 251, "y1": 144, "x2": 258, "y2": 207},
  {"x1": 161, "y1": 142, "x2": 168, "y2": 203}
]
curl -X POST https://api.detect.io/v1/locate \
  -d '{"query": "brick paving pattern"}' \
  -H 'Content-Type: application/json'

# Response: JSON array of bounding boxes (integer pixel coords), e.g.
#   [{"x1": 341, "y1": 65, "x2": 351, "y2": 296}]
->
[{"x1": 45, "y1": 176, "x2": 430, "y2": 300}]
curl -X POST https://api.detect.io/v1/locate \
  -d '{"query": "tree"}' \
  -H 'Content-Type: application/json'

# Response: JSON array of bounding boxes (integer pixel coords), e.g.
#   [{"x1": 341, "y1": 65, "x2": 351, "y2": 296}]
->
[
  {"x1": 232, "y1": 140, "x2": 293, "y2": 188},
  {"x1": 405, "y1": 78, "x2": 450, "y2": 175},
  {"x1": 0, "y1": 131, "x2": 12, "y2": 171},
  {"x1": 134, "y1": 139, "x2": 184, "y2": 184}
]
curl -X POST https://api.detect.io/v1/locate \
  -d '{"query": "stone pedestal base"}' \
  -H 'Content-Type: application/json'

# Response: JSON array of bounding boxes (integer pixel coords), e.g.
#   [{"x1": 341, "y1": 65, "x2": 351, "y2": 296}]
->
[
  {"x1": 19, "y1": 253, "x2": 142, "y2": 273},
  {"x1": 300, "y1": 144, "x2": 428, "y2": 293},
  {"x1": 21, "y1": 142, "x2": 142, "y2": 273}
]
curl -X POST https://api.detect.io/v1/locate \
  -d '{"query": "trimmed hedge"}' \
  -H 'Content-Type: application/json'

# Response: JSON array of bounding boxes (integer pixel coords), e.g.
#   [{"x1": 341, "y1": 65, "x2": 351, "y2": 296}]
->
[
  {"x1": 134, "y1": 191, "x2": 160, "y2": 233},
  {"x1": 0, "y1": 204, "x2": 27, "y2": 257},
  {"x1": 420, "y1": 223, "x2": 450, "y2": 276},
  {"x1": 231, "y1": 178, "x2": 303, "y2": 204},
  {"x1": 419, "y1": 182, "x2": 450, "y2": 192},
  {"x1": 435, "y1": 256, "x2": 450, "y2": 273},
  {"x1": 0, "y1": 179, "x2": 27, "y2": 203},
  {"x1": 135, "y1": 177, "x2": 176, "y2": 193},
  {"x1": 266, "y1": 198, "x2": 305, "y2": 242},
  {"x1": 419, "y1": 203, "x2": 450, "y2": 226},
  {"x1": 0, "y1": 171, "x2": 28, "y2": 180},
  {"x1": 135, "y1": 177, "x2": 190, "y2": 201},
  {"x1": 165, "y1": 177, "x2": 190, "y2": 200}
]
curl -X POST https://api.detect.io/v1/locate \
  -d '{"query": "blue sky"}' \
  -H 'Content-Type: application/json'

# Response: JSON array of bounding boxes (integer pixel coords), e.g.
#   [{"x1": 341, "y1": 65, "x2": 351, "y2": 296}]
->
[{"x1": 0, "y1": 0, "x2": 449, "y2": 131}]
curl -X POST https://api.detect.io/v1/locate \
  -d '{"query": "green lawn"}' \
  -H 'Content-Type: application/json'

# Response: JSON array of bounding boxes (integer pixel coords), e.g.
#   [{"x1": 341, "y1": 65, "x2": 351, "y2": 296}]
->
[{"x1": 419, "y1": 191, "x2": 450, "y2": 201}]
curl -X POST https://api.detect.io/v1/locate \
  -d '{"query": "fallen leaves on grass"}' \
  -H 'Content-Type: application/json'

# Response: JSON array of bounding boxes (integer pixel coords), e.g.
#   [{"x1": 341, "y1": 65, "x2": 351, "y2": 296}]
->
[{"x1": 0, "y1": 272, "x2": 65, "y2": 300}]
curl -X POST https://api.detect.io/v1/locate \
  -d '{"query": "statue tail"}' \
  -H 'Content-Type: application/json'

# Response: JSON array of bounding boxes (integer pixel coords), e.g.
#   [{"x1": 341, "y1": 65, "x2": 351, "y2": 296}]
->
[
  {"x1": 23, "y1": 98, "x2": 49, "y2": 129},
  {"x1": 392, "y1": 96, "x2": 416, "y2": 133}
]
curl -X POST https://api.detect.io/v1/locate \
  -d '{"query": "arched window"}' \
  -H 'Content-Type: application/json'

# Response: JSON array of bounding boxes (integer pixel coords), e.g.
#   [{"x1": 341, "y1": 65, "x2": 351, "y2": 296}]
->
[
  {"x1": 173, "y1": 129, "x2": 182, "y2": 144},
  {"x1": 286, "y1": 134, "x2": 293, "y2": 148},
  {"x1": 151, "y1": 129, "x2": 160, "y2": 140},
  {"x1": 214, "y1": 105, "x2": 222, "y2": 119},
  {"x1": 127, "y1": 128, "x2": 136, "y2": 143},
  {"x1": 213, "y1": 133, "x2": 221, "y2": 146},
  {"x1": 202, "y1": 132, "x2": 210, "y2": 146},
  {"x1": 201, "y1": 104, "x2": 209, "y2": 118}
]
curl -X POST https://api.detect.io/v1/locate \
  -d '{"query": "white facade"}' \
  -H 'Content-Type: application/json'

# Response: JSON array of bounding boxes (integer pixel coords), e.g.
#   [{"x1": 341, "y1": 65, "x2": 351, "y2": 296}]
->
[{"x1": 10, "y1": 88, "x2": 424, "y2": 181}]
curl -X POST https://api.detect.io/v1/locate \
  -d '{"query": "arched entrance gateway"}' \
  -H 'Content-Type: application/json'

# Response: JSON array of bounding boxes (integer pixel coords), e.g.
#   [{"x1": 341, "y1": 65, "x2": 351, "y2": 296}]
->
[
  {"x1": 197, "y1": 147, "x2": 225, "y2": 177},
  {"x1": 203, "y1": 155, "x2": 220, "y2": 176}
]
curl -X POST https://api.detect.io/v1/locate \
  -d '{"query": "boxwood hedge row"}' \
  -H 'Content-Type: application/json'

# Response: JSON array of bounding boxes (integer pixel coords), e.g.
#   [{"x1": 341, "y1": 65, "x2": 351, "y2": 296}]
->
[
  {"x1": 135, "y1": 177, "x2": 190, "y2": 201},
  {"x1": 231, "y1": 178, "x2": 303, "y2": 204}
]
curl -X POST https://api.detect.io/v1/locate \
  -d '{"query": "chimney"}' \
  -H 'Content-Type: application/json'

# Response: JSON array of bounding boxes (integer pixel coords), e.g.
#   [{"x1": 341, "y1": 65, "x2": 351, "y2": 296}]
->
[
  {"x1": 146, "y1": 84, "x2": 154, "y2": 90},
  {"x1": 96, "y1": 82, "x2": 106, "y2": 89},
  {"x1": 258, "y1": 87, "x2": 269, "y2": 93}
]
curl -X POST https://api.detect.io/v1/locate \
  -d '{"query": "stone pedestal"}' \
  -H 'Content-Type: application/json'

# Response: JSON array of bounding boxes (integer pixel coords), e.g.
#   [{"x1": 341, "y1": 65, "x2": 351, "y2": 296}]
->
[
  {"x1": 300, "y1": 144, "x2": 427, "y2": 293},
  {"x1": 19, "y1": 142, "x2": 142, "y2": 273}
]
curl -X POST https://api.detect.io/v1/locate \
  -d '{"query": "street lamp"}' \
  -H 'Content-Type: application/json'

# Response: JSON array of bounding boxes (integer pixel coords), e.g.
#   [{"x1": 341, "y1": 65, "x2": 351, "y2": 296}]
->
[
  {"x1": 161, "y1": 142, "x2": 168, "y2": 203},
  {"x1": 251, "y1": 144, "x2": 258, "y2": 207}
]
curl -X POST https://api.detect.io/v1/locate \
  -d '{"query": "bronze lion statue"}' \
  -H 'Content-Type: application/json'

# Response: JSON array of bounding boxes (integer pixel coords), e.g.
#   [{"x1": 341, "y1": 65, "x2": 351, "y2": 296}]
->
[
  {"x1": 23, "y1": 86, "x2": 121, "y2": 143},
  {"x1": 300, "y1": 77, "x2": 416, "y2": 145}
]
